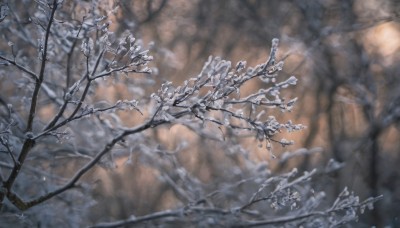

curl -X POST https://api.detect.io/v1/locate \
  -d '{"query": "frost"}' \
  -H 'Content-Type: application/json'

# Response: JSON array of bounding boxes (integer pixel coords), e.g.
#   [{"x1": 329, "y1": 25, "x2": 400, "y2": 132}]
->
[
  {"x1": 269, "y1": 88, "x2": 280, "y2": 96},
  {"x1": 81, "y1": 38, "x2": 94, "y2": 56},
  {"x1": 286, "y1": 97, "x2": 298, "y2": 109},
  {"x1": 235, "y1": 60, "x2": 246, "y2": 72},
  {"x1": 0, "y1": 5, "x2": 380, "y2": 225},
  {"x1": 25, "y1": 131, "x2": 34, "y2": 139},
  {"x1": 0, "y1": 4, "x2": 9, "y2": 21},
  {"x1": 287, "y1": 76, "x2": 298, "y2": 85},
  {"x1": 280, "y1": 138, "x2": 294, "y2": 147}
]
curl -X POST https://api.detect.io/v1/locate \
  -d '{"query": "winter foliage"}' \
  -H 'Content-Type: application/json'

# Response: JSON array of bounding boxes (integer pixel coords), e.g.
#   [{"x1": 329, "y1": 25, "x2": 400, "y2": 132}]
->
[{"x1": 0, "y1": 1, "x2": 383, "y2": 227}]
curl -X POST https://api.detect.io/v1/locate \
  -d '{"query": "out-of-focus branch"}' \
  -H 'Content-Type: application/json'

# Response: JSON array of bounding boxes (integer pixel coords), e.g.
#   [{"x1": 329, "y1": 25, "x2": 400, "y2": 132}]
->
[
  {"x1": 0, "y1": 55, "x2": 38, "y2": 81},
  {"x1": 90, "y1": 209, "x2": 184, "y2": 228},
  {"x1": 89, "y1": 179, "x2": 382, "y2": 228},
  {"x1": 66, "y1": 19, "x2": 84, "y2": 90}
]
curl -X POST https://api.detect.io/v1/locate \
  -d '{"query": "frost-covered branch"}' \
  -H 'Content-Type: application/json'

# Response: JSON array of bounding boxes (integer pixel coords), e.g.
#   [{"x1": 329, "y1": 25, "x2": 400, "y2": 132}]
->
[
  {"x1": 90, "y1": 164, "x2": 382, "y2": 228},
  {"x1": 150, "y1": 39, "x2": 304, "y2": 150},
  {"x1": 0, "y1": 1, "x2": 384, "y2": 227},
  {"x1": 0, "y1": 0, "x2": 59, "y2": 210}
]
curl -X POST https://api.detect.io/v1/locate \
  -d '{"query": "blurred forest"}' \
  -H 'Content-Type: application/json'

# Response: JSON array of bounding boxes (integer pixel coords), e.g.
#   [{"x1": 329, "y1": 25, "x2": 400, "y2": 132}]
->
[
  {"x1": 115, "y1": 0, "x2": 400, "y2": 226},
  {"x1": 1, "y1": 0, "x2": 400, "y2": 227}
]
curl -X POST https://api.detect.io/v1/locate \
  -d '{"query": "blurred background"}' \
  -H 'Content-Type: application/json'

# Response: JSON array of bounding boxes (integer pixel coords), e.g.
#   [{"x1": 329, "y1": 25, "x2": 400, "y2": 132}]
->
[
  {"x1": 106, "y1": 0, "x2": 400, "y2": 226},
  {"x1": 1, "y1": 0, "x2": 400, "y2": 227}
]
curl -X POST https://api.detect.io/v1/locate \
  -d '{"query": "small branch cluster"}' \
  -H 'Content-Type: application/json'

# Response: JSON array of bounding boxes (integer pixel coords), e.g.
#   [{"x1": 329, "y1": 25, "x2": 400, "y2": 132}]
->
[
  {"x1": 150, "y1": 39, "x2": 304, "y2": 150},
  {"x1": 90, "y1": 160, "x2": 382, "y2": 228}
]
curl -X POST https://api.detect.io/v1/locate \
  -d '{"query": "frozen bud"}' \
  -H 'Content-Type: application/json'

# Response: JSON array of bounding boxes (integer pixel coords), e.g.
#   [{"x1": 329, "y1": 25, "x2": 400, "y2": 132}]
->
[
  {"x1": 25, "y1": 131, "x2": 34, "y2": 139},
  {"x1": 287, "y1": 97, "x2": 298, "y2": 107},
  {"x1": 271, "y1": 38, "x2": 279, "y2": 48},
  {"x1": 287, "y1": 76, "x2": 297, "y2": 85},
  {"x1": 235, "y1": 60, "x2": 246, "y2": 72},
  {"x1": 63, "y1": 93, "x2": 71, "y2": 101},
  {"x1": 129, "y1": 36, "x2": 136, "y2": 44}
]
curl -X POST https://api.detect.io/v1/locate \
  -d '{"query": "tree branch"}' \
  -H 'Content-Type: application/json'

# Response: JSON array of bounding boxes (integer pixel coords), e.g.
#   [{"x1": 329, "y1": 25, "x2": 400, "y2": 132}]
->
[
  {"x1": 0, "y1": 0, "x2": 58, "y2": 210},
  {"x1": 0, "y1": 55, "x2": 38, "y2": 81}
]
